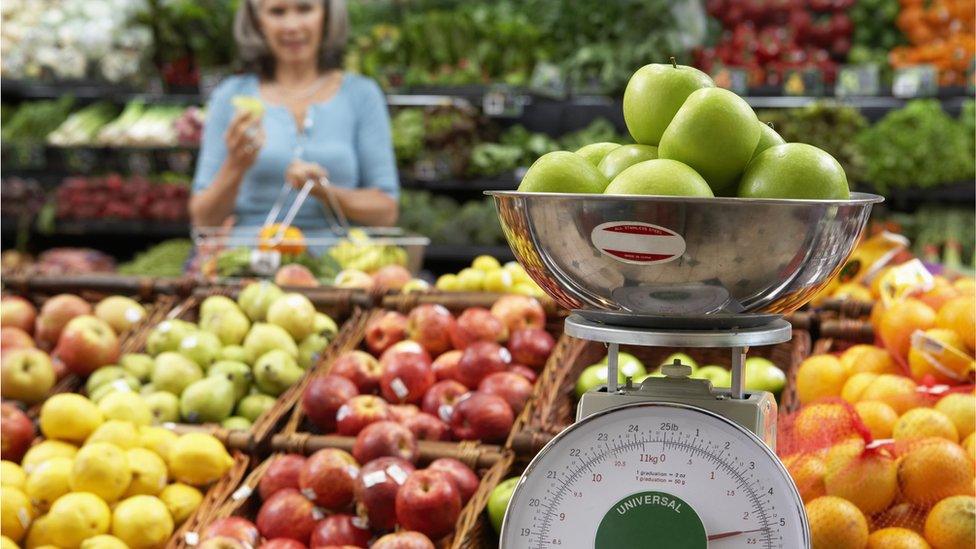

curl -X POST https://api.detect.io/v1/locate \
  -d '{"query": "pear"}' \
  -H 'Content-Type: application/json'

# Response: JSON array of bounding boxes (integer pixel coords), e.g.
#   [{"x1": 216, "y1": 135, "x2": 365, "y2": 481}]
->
[
  {"x1": 207, "y1": 360, "x2": 252, "y2": 401},
  {"x1": 200, "y1": 307, "x2": 251, "y2": 347},
  {"x1": 236, "y1": 394, "x2": 277, "y2": 422},
  {"x1": 252, "y1": 350, "x2": 303, "y2": 396},
  {"x1": 119, "y1": 353, "x2": 154, "y2": 383},
  {"x1": 314, "y1": 313, "x2": 338, "y2": 340},
  {"x1": 178, "y1": 331, "x2": 222, "y2": 369},
  {"x1": 179, "y1": 377, "x2": 235, "y2": 424},
  {"x1": 219, "y1": 345, "x2": 252, "y2": 364},
  {"x1": 145, "y1": 320, "x2": 196, "y2": 356},
  {"x1": 151, "y1": 352, "x2": 203, "y2": 396},
  {"x1": 144, "y1": 391, "x2": 180, "y2": 424},
  {"x1": 237, "y1": 281, "x2": 284, "y2": 322},
  {"x1": 86, "y1": 367, "x2": 136, "y2": 395},
  {"x1": 298, "y1": 333, "x2": 328, "y2": 370},
  {"x1": 222, "y1": 416, "x2": 252, "y2": 431},
  {"x1": 243, "y1": 323, "x2": 298, "y2": 360}
]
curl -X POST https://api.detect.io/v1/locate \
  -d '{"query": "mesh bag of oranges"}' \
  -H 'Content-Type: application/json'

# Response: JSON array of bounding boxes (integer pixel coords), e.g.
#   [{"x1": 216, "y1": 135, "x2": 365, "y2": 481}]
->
[{"x1": 258, "y1": 223, "x2": 306, "y2": 256}]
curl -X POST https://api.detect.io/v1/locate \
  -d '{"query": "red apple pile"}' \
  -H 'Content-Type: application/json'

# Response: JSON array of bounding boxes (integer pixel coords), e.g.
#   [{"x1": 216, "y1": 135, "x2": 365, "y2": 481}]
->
[
  {"x1": 205, "y1": 450, "x2": 481, "y2": 546},
  {"x1": 302, "y1": 296, "x2": 555, "y2": 444},
  {"x1": 694, "y1": 0, "x2": 854, "y2": 86}
]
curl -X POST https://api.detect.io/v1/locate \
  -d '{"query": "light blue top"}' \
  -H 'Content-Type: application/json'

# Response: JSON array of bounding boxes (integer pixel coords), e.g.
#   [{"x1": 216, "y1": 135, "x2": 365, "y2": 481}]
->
[{"x1": 192, "y1": 73, "x2": 399, "y2": 230}]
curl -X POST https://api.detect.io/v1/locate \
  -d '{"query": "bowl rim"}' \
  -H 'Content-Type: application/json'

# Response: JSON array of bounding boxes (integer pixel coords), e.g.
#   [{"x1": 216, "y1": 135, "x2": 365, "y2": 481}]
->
[{"x1": 485, "y1": 190, "x2": 884, "y2": 206}]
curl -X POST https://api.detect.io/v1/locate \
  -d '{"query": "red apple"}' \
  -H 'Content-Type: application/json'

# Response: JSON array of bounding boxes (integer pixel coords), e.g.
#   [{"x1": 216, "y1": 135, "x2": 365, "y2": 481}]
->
[
  {"x1": 1, "y1": 296, "x2": 36, "y2": 334},
  {"x1": 353, "y1": 420, "x2": 419, "y2": 464},
  {"x1": 388, "y1": 404, "x2": 420, "y2": 423},
  {"x1": 1, "y1": 402, "x2": 34, "y2": 462},
  {"x1": 428, "y1": 458, "x2": 480, "y2": 504},
  {"x1": 256, "y1": 488, "x2": 318, "y2": 544},
  {"x1": 456, "y1": 341, "x2": 510, "y2": 389},
  {"x1": 275, "y1": 264, "x2": 320, "y2": 288},
  {"x1": 336, "y1": 395, "x2": 391, "y2": 436},
  {"x1": 372, "y1": 265, "x2": 413, "y2": 292},
  {"x1": 299, "y1": 448, "x2": 359, "y2": 511},
  {"x1": 507, "y1": 328, "x2": 555, "y2": 369},
  {"x1": 450, "y1": 392, "x2": 514, "y2": 443},
  {"x1": 331, "y1": 351, "x2": 383, "y2": 394},
  {"x1": 421, "y1": 380, "x2": 469, "y2": 422},
  {"x1": 490, "y1": 295, "x2": 545, "y2": 334},
  {"x1": 53, "y1": 315, "x2": 120, "y2": 376},
  {"x1": 402, "y1": 413, "x2": 450, "y2": 442},
  {"x1": 354, "y1": 456, "x2": 416, "y2": 531},
  {"x1": 262, "y1": 539, "x2": 307, "y2": 549},
  {"x1": 380, "y1": 341, "x2": 434, "y2": 405},
  {"x1": 34, "y1": 294, "x2": 92, "y2": 347},
  {"x1": 364, "y1": 311, "x2": 408, "y2": 356},
  {"x1": 371, "y1": 531, "x2": 435, "y2": 549},
  {"x1": 309, "y1": 514, "x2": 371, "y2": 548},
  {"x1": 259, "y1": 454, "x2": 306, "y2": 500},
  {"x1": 509, "y1": 364, "x2": 537, "y2": 383},
  {"x1": 1, "y1": 327, "x2": 34, "y2": 350},
  {"x1": 448, "y1": 308, "x2": 507, "y2": 350},
  {"x1": 302, "y1": 374, "x2": 358, "y2": 432},
  {"x1": 431, "y1": 350, "x2": 463, "y2": 383},
  {"x1": 478, "y1": 372, "x2": 533, "y2": 415},
  {"x1": 395, "y1": 469, "x2": 462, "y2": 540},
  {"x1": 201, "y1": 517, "x2": 260, "y2": 547},
  {"x1": 406, "y1": 304, "x2": 455, "y2": 356}
]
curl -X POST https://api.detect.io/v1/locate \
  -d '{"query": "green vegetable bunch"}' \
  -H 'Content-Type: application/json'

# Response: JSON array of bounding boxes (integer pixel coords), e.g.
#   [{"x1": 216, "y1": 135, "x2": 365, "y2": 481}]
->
[
  {"x1": 118, "y1": 239, "x2": 193, "y2": 277},
  {"x1": 399, "y1": 191, "x2": 504, "y2": 246}
]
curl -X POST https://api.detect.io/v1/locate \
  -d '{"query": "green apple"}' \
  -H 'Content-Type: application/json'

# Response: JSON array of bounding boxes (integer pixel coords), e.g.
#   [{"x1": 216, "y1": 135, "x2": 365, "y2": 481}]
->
[
  {"x1": 237, "y1": 281, "x2": 284, "y2": 322},
  {"x1": 605, "y1": 159, "x2": 713, "y2": 197},
  {"x1": 243, "y1": 323, "x2": 298, "y2": 360},
  {"x1": 693, "y1": 365, "x2": 731, "y2": 387},
  {"x1": 738, "y1": 143, "x2": 850, "y2": 200},
  {"x1": 660, "y1": 352, "x2": 698, "y2": 373},
  {"x1": 179, "y1": 330, "x2": 223, "y2": 369},
  {"x1": 236, "y1": 393, "x2": 277, "y2": 422},
  {"x1": 222, "y1": 416, "x2": 252, "y2": 431},
  {"x1": 575, "y1": 142, "x2": 621, "y2": 166},
  {"x1": 267, "y1": 293, "x2": 316, "y2": 342},
  {"x1": 119, "y1": 353, "x2": 154, "y2": 383},
  {"x1": 253, "y1": 350, "x2": 304, "y2": 396},
  {"x1": 597, "y1": 144, "x2": 659, "y2": 180},
  {"x1": 488, "y1": 476, "x2": 520, "y2": 533},
  {"x1": 199, "y1": 307, "x2": 251, "y2": 347},
  {"x1": 745, "y1": 357, "x2": 786, "y2": 395},
  {"x1": 518, "y1": 151, "x2": 609, "y2": 193},
  {"x1": 144, "y1": 391, "x2": 180, "y2": 424},
  {"x1": 208, "y1": 360, "x2": 252, "y2": 401},
  {"x1": 1, "y1": 348, "x2": 55, "y2": 404},
  {"x1": 623, "y1": 62, "x2": 714, "y2": 146},
  {"x1": 220, "y1": 345, "x2": 252, "y2": 364},
  {"x1": 597, "y1": 352, "x2": 647, "y2": 379},
  {"x1": 298, "y1": 333, "x2": 328, "y2": 370},
  {"x1": 314, "y1": 313, "x2": 338, "y2": 340},
  {"x1": 659, "y1": 87, "x2": 760, "y2": 195},
  {"x1": 180, "y1": 376, "x2": 236, "y2": 424},
  {"x1": 151, "y1": 352, "x2": 203, "y2": 395},
  {"x1": 751, "y1": 122, "x2": 785, "y2": 160},
  {"x1": 145, "y1": 319, "x2": 196, "y2": 356}
]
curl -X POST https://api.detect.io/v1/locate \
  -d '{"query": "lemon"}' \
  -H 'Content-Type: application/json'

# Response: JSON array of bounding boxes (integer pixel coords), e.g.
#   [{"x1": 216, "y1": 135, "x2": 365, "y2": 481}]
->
[
  {"x1": 46, "y1": 492, "x2": 111, "y2": 548},
  {"x1": 1, "y1": 461, "x2": 26, "y2": 490},
  {"x1": 1, "y1": 534, "x2": 18, "y2": 549},
  {"x1": 38, "y1": 394, "x2": 103, "y2": 443},
  {"x1": 1, "y1": 487, "x2": 32, "y2": 543},
  {"x1": 168, "y1": 433, "x2": 234, "y2": 487},
  {"x1": 123, "y1": 448, "x2": 167, "y2": 497},
  {"x1": 97, "y1": 392, "x2": 152, "y2": 426},
  {"x1": 159, "y1": 483, "x2": 203, "y2": 525},
  {"x1": 138, "y1": 426, "x2": 178, "y2": 464},
  {"x1": 21, "y1": 441, "x2": 77, "y2": 475},
  {"x1": 79, "y1": 535, "x2": 129, "y2": 549},
  {"x1": 472, "y1": 255, "x2": 502, "y2": 273},
  {"x1": 23, "y1": 514, "x2": 54, "y2": 548},
  {"x1": 86, "y1": 420, "x2": 141, "y2": 449},
  {"x1": 69, "y1": 442, "x2": 131, "y2": 503},
  {"x1": 24, "y1": 457, "x2": 72, "y2": 513},
  {"x1": 111, "y1": 496, "x2": 174, "y2": 549}
]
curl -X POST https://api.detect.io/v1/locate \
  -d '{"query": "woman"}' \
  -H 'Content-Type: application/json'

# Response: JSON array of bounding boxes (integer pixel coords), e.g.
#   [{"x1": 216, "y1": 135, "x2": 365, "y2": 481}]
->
[{"x1": 190, "y1": 0, "x2": 399, "y2": 232}]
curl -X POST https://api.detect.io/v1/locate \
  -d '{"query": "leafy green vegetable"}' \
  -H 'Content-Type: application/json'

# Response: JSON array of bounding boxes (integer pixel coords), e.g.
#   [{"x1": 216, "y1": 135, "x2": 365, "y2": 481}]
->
[
  {"x1": 118, "y1": 239, "x2": 193, "y2": 277},
  {"x1": 1, "y1": 97, "x2": 74, "y2": 142}
]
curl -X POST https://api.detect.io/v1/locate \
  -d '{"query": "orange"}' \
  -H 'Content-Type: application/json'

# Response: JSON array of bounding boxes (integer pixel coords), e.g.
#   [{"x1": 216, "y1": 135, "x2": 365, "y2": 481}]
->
[
  {"x1": 824, "y1": 438, "x2": 899, "y2": 515},
  {"x1": 834, "y1": 283, "x2": 873, "y2": 302},
  {"x1": 867, "y1": 527, "x2": 932, "y2": 549},
  {"x1": 936, "y1": 297, "x2": 975, "y2": 351},
  {"x1": 963, "y1": 433, "x2": 975, "y2": 462},
  {"x1": 935, "y1": 393, "x2": 976, "y2": 439},
  {"x1": 879, "y1": 299, "x2": 937, "y2": 359},
  {"x1": 797, "y1": 355, "x2": 849, "y2": 405},
  {"x1": 908, "y1": 328, "x2": 973, "y2": 384},
  {"x1": 924, "y1": 495, "x2": 975, "y2": 549},
  {"x1": 873, "y1": 503, "x2": 928, "y2": 534},
  {"x1": 918, "y1": 278, "x2": 961, "y2": 312},
  {"x1": 842, "y1": 344, "x2": 900, "y2": 375},
  {"x1": 871, "y1": 301, "x2": 888, "y2": 332},
  {"x1": 952, "y1": 278, "x2": 975, "y2": 296},
  {"x1": 805, "y1": 495, "x2": 869, "y2": 549},
  {"x1": 842, "y1": 373, "x2": 879, "y2": 403},
  {"x1": 855, "y1": 401, "x2": 899, "y2": 440},
  {"x1": 258, "y1": 224, "x2": 306, "y2": 255},
  {"x1": 782, "y1": 453, "x2": 827, "y2": 503},
  {"x1": 791, "y1": 402, "x2": 863, "y2": 450},
  {"x1": 860, "y1": 374, "x2": 922, "y2": 415},
  {"x1": 893, "y1": 408, "x2": 960, "y2": 443},
  {"x1": 898, "y1": 438, "x2": 975, "y2": 506}
]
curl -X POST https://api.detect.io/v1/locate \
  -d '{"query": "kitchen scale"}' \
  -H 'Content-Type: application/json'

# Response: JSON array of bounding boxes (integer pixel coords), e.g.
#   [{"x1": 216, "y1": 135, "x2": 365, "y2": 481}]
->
[{"x1": 486, "y1": 191, "x2": 883, "y2": 548}]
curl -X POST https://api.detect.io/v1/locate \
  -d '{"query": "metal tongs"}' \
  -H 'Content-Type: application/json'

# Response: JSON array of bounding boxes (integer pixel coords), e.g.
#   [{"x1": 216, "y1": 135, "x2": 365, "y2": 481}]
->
[{"x1": 261, "y1": 177, "x2": 349, "y2": 246}]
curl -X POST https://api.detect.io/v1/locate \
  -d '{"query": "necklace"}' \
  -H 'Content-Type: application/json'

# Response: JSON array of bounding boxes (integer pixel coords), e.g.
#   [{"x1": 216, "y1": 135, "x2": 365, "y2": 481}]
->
[{"x1": 274, "y1": 73, "x2": 334, "y2": 102}]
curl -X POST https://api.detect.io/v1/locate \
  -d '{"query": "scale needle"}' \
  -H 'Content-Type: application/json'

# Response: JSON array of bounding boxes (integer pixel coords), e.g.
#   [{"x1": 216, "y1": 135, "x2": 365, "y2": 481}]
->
[{"x1": 706, "y1": 527, "x2": 766, "y2": 541}]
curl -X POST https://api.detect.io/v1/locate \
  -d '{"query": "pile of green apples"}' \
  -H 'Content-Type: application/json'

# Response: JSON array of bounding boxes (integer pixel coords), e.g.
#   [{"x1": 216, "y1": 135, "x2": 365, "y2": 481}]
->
[
  {"x1": 573, "y1": 352, "x2": 786, "y2": 398},
  {"x1": 519, "y1": 61, "x2": 850, "y2": 200},
  {"x1": 84, "y1": 282, "x2": 339, "y2": 430}
]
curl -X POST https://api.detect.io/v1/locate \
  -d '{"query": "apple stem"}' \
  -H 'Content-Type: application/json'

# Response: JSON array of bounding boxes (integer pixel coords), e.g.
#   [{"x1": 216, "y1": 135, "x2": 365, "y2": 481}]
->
[
  {"x1": 766, "y1": 121, "x2": 775, "y2": 129},
  {"x1": 670, "y1": 56, "x2": 677, "y2": 68}
]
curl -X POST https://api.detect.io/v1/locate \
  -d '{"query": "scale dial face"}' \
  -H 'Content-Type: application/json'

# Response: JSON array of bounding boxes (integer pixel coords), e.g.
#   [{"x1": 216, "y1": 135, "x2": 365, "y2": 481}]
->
[{"x1": 501, "y1": 403, "x2": 808, "y2": 548}]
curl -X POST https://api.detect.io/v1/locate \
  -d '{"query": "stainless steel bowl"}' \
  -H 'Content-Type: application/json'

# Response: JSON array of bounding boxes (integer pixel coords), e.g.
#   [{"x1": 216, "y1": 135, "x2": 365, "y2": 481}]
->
[{"x1": 488, "y1": 191, "x2": 882, "y2": 320}]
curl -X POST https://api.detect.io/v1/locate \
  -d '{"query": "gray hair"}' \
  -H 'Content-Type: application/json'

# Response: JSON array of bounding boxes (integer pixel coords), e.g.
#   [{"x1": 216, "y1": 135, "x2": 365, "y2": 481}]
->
[{"x1": 234, "y1": 0, "x2": 348, "y2": 77}]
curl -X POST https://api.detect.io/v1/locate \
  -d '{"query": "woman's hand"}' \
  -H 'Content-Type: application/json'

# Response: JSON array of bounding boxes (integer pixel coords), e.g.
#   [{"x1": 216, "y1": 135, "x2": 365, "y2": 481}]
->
[
  {"x1": 286, "y1": 159, "x2": 330, "y2": 190},
  {"x1": 224, "y1": 110, "x2": 264, "y2": 171}
]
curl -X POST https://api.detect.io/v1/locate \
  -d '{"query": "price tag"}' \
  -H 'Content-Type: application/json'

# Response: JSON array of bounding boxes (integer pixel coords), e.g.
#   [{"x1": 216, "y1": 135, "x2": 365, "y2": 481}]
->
[
  {"x1": 783, "y1": 68, "x2": 824, "y2": 96},
  {"x1": 836, "y1": 64, "x2": 880, "y2": 97},
  {"x1": 709, "y1": 66, "x2": 748, "y2": 95},
  {"x1": 528, "y1": 62, "x2": 567, "y2": 99},
  {"x1": 249, "y1": 249, "x2": 281, "y2": 275},
  {"x1": 893, "y1": 65, "x2": 937, "y2": 98},
  {"x1": 482, "y1": 84, "x2": 525, "y2": 117}
]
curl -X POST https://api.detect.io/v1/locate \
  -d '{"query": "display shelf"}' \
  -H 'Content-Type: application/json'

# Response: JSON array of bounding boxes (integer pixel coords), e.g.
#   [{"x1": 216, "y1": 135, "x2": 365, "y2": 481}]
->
[{"x1": 424, "y1": 244, "x2": 514, "y2": 262}]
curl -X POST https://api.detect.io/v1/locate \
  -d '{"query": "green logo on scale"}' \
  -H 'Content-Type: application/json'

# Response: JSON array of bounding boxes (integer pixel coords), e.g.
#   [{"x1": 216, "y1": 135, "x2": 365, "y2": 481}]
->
[{"x1": 595, "y1": 491, "x2": 705, "y2": 548}]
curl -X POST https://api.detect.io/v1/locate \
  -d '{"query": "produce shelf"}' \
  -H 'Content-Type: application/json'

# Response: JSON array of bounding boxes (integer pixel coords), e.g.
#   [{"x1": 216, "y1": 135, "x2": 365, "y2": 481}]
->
[{"x1": 424, "y1": 244, "x2": 514, "y2": 263}]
